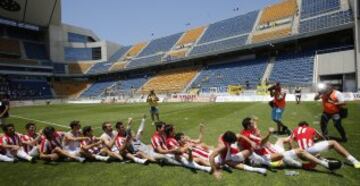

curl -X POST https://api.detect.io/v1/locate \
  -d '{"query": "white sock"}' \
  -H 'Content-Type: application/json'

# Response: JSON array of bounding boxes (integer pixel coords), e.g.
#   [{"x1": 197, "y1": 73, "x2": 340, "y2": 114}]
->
[
  {"x1": 0, "y1": 154, "x2": 14, "y2": 162},
  {"x1": 76, "y1": 157, "x2": 85, "y2": 162},
  {"x1": 95, "y1": 155, "x2": 110, "y2": 161},
  {"x1": 180, "y1": 157, "x2": 211, "y2": 173},
  {"x1": 16, "y1": 149, "x2": 32, "y2": 161},
  {"x1": 243, "y1": 165, "x2": 267, "y2": 174},
  {"x1": 283, "y1": 156, "x2": 302, "y2": 168},
  {"x1": 136, "y1": 118, "x2": 145, "y2": 136},
  {"x1": 133, "y1": 157, "x2": 146, "y2": 164},
  {"x1": 347, "y1": 155, "x2": 359, "y2": 164},
  {"x1": 249, "y1": 153, "x2": 270, "y2": 166},
  {"x1": 319, "y1": 160, "x2": 329, "y2": 168},
  {"x1": 29, "y1": 147, "x2": 39, "y2": 157},
  {"x1": 164, "y1": 156, "x2": 182, "y2": 166}
]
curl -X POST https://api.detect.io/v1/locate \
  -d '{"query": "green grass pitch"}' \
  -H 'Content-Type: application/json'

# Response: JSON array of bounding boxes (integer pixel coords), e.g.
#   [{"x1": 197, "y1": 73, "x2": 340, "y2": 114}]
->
[{"x1": 1, "y1": 102, "x2": 360, "y2": 186}]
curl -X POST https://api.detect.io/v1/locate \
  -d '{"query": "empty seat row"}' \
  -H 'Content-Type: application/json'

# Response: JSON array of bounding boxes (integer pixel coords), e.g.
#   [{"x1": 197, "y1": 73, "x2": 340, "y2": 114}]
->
[
  {"x1": 301, "y1": 0, "x2": 340, "y2": 19},
  {"x1": 259, "y1": 0, "x2": 297, "y2": 24}
]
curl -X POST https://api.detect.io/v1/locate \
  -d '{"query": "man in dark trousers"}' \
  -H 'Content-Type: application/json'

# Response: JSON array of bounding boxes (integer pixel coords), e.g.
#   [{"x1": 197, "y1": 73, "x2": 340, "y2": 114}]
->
[
  {"x1": 295, "y1": 87, "x2": 301, "y2": 104},
  {"x1": 315, "y1": 84, "x2": 347, "y2": 142},
  {"x1": 0, "y1": 92, "x2": 10, "y2": 126}
]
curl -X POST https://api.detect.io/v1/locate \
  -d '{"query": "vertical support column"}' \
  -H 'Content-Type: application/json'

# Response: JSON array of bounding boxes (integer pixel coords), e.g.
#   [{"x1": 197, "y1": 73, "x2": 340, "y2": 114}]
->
[{"x1": 354, "y1": 0, "x2": 360, "y2": 91}]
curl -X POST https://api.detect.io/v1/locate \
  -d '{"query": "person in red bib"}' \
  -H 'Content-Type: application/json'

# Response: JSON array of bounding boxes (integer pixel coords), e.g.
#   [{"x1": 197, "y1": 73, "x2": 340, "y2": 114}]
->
[
  {"x1": 315, "y1": 84, "x2": 347, "y2": 141},
  {"x1": 268, "y1": 82, "x2": 290, "y2": 135}
]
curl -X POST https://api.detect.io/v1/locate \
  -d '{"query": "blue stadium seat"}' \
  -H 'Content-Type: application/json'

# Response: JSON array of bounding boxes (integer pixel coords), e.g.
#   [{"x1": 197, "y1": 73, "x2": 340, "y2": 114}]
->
[
  {"x1": 299, "y1": 10, "x2": 353, "y2": 33},
  {"x1": 8, "y1": 79, "x2": 53, "y2": 100},
  {"x1": 197, "y1": 10, "x2": 258, "y2": 44},
  {"x1": 126, "y1": 54, "x2": 164, "y2": 69},
  {"x1": 81, "y1": 81, "x2": 115, "y2": 97},
  {"x1": 87, "y1": 46, "x2": 131, "y2": 74},
  {"x1": 301, "y1": 0, "x2": 340, "y2": 19},
  {"x1": 189, "y1": 35, "x2": 248, "y2": 57},
  {"x1": 137, "y1": 33, "x2": 183, "y2": 57},
  {"x1": 269, "y1": 52, "x2": 315, "y2": 85},
  {"x1": 23, "y1": 42, "x2": 48, "y2": 60},
  {"x1": 53, "y1": 63, "x2": 66, "y2": 74},
  {"x1": 191, "y1": 58, "x2": 267, "y2": 92}
]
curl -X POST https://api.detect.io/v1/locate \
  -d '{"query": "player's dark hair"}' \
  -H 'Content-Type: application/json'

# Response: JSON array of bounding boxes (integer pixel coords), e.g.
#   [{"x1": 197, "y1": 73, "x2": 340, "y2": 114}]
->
[
  {"x1": 175, "y1": 132, "x2": 184, "y2": 141},
  {"x1": 69, "y1": 120, "x2": 80, "y2": 129},
  {"x1": 43, "y1": 126, "x2": 55, "y2": 140},
  {"x1": 25, "y1": 122, "x2": 36, "y2": 130},
  {"x1": 102, "y1": 122, "x2": 111, "y2": 131},
  {"x1": 298, "y1": 121, "x2": 309, "y2": 127},
  {"x1": 115, "y1": 121, "x2": 123, "y2": 129},
  {"x1": 164, "y1": 124, "x2": 174, "y2": 136},
  {"x1": 155, "y1": 121, "x2": 165, "y2": 131},
  {"x1": 223, "y1": 131, "x2": 237, "y2": 144},
  {"x1": 242, "y1": 117, "x2": 252, "y2": 129},
  {"x1": 82, "y1": 126, "x2": 92, "y2": 135},
  {"x1": 1, "y1": 123, "x2": 14, "y2": 132}
]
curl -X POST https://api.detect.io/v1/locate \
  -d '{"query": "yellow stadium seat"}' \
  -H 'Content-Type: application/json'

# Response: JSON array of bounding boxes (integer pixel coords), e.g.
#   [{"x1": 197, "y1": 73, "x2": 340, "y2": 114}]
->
[
  {"x1": 176, "y1": 26, "x2": 205, "y2": 46},
  {"x1": 259, "y1": 0, "x2": 297, "y2": 25},
  {"x1": 125, "y1": 42, "x2": 147, "y2": 58},
  {"x1": 109, "y1": 61, "x2": 127, "y2": 71},
  {"x1": 252, "y1": 27, "x2": 292, "y2": 43},
  {"x1": 0, "y1": 38, "x2": 21, "y2": 56},
  {"x1": 52, "y1": 81, "x2": 89, "y2": 98},
  {"x1": 0, "y1": 58, "x2": 39, "y2": 65},
  {"x1": 140, "y1": 68, "x2": 198, "y2": 93},
  {"x1": 68, "y1": 63, "x2": 94, "y2": 74}
]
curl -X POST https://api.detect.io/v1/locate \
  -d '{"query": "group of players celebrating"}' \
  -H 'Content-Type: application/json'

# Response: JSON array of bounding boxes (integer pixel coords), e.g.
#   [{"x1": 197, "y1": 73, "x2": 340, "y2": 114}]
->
[
  {"x1": 1, "y1": 83, "x2": 359, "y2": 179},
  {"x1": 0, "y1": 114, "x2": 359, "y2": 179}
]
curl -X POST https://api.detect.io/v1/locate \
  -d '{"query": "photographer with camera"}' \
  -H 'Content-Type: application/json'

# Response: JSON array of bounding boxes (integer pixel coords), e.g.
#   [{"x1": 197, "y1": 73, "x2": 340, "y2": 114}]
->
[{"x1": 315, "y1": 83, "x2": 348, "y2": 142}]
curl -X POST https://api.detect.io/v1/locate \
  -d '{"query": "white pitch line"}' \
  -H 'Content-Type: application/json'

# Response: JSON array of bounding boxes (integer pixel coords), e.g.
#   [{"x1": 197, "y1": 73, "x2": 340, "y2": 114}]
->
[{"x1": 11, "y1": 114, "x2": 70, "y2": 129}]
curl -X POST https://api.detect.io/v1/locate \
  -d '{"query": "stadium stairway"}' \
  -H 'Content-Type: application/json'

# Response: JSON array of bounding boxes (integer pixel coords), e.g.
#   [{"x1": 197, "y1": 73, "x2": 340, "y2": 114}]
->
[{"x1": 261, "y1": 57, "x2": 275, "y2": 83}]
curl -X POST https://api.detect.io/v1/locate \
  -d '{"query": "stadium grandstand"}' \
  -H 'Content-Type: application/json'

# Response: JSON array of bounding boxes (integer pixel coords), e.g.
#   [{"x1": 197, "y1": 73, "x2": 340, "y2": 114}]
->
[
  {"x1": 2, "y1": 0, "x2": 360, "y2": 185},
  {"x1": 0, "y1": 0, "x2": 359, "y2": 102}
]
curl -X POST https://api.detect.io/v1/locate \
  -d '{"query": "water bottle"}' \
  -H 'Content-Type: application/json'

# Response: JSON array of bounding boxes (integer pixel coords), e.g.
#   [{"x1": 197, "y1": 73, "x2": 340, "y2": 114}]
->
[{"x1": 285, "y1": 170, "x2": 299, "y2": 176}]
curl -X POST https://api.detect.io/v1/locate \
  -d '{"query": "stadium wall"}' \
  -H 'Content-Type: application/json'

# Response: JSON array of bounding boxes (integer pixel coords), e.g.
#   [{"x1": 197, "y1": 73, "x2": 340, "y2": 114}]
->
[{"x1": 317, "y1": 49, "x2": 355, "y2": 75}]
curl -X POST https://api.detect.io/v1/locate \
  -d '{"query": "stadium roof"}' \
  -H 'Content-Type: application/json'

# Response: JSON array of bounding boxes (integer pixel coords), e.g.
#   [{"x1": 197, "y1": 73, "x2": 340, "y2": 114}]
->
[{"x1": 0, "y1": 0, "x2": 61, "y2": 27}]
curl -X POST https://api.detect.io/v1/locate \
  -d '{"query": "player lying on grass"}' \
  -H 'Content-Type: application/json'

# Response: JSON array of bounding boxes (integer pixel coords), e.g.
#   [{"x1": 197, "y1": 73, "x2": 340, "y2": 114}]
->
[
  {"x1": 209, "y1": 131, "x2": 267, "y2": 179},
  {"x1": 0, "y1": 123, "x2": 35, "y2": 162},
  {"x1": 151, "y1": 121, "x2": 211, "y2": 172},
  {"x1": 39, "y1": 126, "x2": 85, "y2": 162},
  {"x1": 239, "y1": 117, "x2": 342, "y2": 171},
  {"x1": 111, "y1": 120, "x2": 149, "y2": 164},
  {"x1": 165, "y1": 124, "x2": 212, "y2": 169},
  {"x1": 174, "y1": 124, "x2": 215, "y2": 166},
  {"x1": 286, "y1": 121, "x2": 360, "y2": 168}
]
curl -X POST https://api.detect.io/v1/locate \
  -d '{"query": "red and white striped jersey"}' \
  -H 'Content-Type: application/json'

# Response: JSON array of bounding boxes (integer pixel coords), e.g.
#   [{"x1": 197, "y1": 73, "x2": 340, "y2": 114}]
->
[
  {"x1": 2, "y1": 133, "x2": 22, "y2": 146},
  {"x1": 239, "y1": 129, "x2": 277, "y2": 156},
  {"x1": 291, "y1": 126, "x2": 319, "y2": 150},
  {"x1": 40, "y1": 131, "x2": 64, "y2": 154},
  {"x1": 114, "y1": 134, "x2": 126, "y2": 150},
  {"x1": 166, "y1": 137, "x2": 179, "y2": 150},
  {"x1": 189, "y1": 143, "x2": 210, "y2": 160},
  {"x1": 0, "y1": 136, "x2": 5, "y2": 154},
  {"x1": 21, "y1": 133, "x2": 39, "y2": 153},
  {"x1": 151, "y1": 131, "x2": 167, "y2": 151},
  {"x1": 218, "y1": 135, "x2": 239, "y2": 161},
  {"x1": 80, "y1": 136, "x2": 102, "y2": 154}
]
